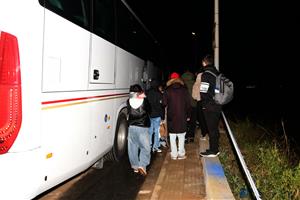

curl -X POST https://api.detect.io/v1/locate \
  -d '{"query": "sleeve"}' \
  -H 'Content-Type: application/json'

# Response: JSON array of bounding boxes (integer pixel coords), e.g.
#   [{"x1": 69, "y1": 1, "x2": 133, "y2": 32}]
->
[
  {"x1": 159, "y1": 93, "x2": 165, "y2": 120},
  {"x1": 162, "y1": 91, "x2": 168, "y2": 107},
  {"x1": 185, "y1": 88, "x2": 192, "y2": 119},
  {"x1": 200, "y1": 73, "x2": 210, "y2": 94},
  {"x1": 126, "y1": 99, "x2": 130, "y2": 120},
  {"x1": 144, "y1": 98, "x2": 151, "y2": 114},
  {"x1": 192, "y1": 73, "x2": 202, "y2": 100}
]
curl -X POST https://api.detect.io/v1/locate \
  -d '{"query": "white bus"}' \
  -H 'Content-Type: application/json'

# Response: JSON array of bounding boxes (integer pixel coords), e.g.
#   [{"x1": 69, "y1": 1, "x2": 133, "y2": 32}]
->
[{"x1": 0, "y1": 0, "x2": 160, "y2": 199}]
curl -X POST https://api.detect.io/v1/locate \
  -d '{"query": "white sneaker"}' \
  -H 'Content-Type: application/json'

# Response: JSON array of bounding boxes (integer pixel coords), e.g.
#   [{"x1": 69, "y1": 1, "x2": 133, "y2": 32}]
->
[
  {"x1": 153, "y1": 148, "x2": 162, "y2": 153},
  {"x1": 200, "y1": 136, "x2": 206, "y2": 141},
  {"x1": 156, "y1": 148, "x2": 162, "y2": 153},
  {"x1": 177, "y1": 155, "x2": 187, "y2": 160}
]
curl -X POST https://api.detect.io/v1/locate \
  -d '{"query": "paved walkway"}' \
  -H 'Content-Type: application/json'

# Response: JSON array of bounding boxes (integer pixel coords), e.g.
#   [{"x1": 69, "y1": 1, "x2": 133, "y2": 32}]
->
[
  {"x1": 37, "y1": 127, "x2": 234, "y2": 200},
  {"x1": 136, "y1": 129, "x2": 206, "y2": 200},
  {"x1": 136, "y1": 127, "x2": 235, "y2": 200}
]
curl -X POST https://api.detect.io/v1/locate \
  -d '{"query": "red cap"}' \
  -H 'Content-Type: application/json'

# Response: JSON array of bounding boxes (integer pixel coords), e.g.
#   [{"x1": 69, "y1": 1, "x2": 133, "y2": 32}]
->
[{"x1": 170, "y1": 72, "x2": 180, "y2": 79}]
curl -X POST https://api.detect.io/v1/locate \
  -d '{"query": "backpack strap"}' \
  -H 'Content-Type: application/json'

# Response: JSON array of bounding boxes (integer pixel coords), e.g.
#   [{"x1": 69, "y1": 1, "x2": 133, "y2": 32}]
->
[{"x1": 204, "y1": 70, "x2": 217, "y2": 77}]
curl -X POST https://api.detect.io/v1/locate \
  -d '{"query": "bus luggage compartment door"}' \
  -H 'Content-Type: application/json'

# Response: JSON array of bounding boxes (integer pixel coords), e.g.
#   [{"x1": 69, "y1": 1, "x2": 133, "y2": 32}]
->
[{"x1": 89, "y1": 34, "x2": 115, "y2": 84}]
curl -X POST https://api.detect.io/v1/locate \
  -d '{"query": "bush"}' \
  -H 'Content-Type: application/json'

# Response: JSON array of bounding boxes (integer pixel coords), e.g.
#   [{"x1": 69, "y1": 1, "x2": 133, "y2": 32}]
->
[{"x1": 219, "y1": 118, "x2": 300, "y2": 200}]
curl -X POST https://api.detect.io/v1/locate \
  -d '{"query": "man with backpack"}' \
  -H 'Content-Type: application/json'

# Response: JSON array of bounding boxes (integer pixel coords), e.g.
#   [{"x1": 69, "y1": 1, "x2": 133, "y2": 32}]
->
[{"x1": 199, "y1": 54, "x2": 222, "y2": 157}]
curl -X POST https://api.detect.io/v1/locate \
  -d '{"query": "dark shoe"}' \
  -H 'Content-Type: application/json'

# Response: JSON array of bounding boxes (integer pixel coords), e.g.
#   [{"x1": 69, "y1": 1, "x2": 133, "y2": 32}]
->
[{"x1": 199, "y1": 150, "x2": 220, "y2": 157}]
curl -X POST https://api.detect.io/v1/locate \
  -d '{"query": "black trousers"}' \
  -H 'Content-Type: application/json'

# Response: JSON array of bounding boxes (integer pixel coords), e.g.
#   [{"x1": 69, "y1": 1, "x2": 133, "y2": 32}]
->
[
  {"x1": 203, "y1": 109, "x2": 221, "y2": 152},
  {"x1": 196, "y1": 101, "x2": 209, "y2": 136},
  {"x1": 186, "y1": 106, "x2": 197, "y2": 139}
]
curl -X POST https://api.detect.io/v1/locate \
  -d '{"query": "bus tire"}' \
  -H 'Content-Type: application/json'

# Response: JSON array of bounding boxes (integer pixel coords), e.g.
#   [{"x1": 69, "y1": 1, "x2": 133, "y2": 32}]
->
[{"x1": 105, "y1": 110, "x2": 128, "y2": 162}]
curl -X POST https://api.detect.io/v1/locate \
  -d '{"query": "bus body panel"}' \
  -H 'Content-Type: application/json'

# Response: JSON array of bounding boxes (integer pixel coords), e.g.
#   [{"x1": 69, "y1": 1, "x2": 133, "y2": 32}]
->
[
  {"x1": 42, "y1": 9, "x2": 90, "y2": 92},
  {"x1": 0, "y1": 1, "x2": 44, "y2": 153},
  {"x1": 115, "y1": 47, "x2": 144, "y2": 88},
  {"x1": 0, "y1": 1, "x2": 158, "y2": 199},
  {"x1": 115, "y1": 48, "x2": 131, "y2": 88},
  {"x1": 40, "y1": 96, "x2": 92, "y2": 192},
  {"x1": 89, "y1": 34, "x2": 115, "y2": 84},
  {"x1": 88, "y1": 91, "x2": 116, "y2": 160},
  {"x1": 0, "y1": 148, "x2": 43, "y2": 200}
]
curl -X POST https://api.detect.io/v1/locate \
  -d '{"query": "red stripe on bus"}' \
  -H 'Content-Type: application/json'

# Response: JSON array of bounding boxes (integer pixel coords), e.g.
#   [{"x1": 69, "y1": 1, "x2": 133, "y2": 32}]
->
[{"x1": 42, "y1": 93, "x2": 129, "y2": 105}]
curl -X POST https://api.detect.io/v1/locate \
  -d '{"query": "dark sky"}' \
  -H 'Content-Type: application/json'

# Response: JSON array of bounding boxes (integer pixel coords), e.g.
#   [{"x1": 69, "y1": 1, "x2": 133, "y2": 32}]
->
[
  {"x1": 126, "y1": 0, "x2": 299, "y2": 88},
  {"x1": 126, "y1": 0, "x2": 214, "y2": 72}
]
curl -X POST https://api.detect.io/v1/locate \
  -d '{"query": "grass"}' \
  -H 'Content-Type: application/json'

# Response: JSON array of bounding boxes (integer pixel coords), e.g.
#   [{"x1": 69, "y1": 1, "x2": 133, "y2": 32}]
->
[{"x1": 219, "y1": 117, "x2": 300, "y2": 200}]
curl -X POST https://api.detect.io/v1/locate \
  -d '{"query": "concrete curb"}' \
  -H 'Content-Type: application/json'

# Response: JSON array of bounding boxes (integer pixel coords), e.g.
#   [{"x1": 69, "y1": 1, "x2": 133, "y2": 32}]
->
[{"x1": 199, "y1": 136, "x2": 235, "y2": 200}]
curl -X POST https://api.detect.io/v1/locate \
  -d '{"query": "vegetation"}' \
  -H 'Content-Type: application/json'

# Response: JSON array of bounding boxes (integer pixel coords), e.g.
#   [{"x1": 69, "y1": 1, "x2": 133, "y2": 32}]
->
[{"x1": 219, "y1": 118, "x2": 300, "y2": 200}]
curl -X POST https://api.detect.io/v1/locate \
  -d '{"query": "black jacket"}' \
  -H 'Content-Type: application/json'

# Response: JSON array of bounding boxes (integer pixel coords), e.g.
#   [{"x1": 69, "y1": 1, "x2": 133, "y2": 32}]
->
[
  {"x1": 146, "y1": 87, "x2": 165, "y2": 119},
  {"x1": 201, "y1": 65, "x2": 222, "y2": 112},
  {"x1": 127, "y1": 98, "x2": 151, "y2": 127}
]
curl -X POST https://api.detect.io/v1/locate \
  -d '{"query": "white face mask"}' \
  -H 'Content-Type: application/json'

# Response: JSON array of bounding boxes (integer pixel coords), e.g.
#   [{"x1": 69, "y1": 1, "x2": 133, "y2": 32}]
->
[{"x1": 129, "y1": 98, "x2": 144, "y2": 109}]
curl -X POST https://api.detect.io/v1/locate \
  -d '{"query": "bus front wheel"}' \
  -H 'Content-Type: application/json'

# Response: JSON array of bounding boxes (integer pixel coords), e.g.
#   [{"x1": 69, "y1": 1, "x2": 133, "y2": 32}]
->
[{"x1": 105, "y1": 110, "x2": 128, "y2": 162}]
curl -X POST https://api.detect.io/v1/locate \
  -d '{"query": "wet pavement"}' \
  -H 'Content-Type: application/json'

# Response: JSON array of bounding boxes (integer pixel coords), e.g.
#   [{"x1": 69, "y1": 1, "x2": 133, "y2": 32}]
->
[
  {"x1": 36, "y1": 149, "x2": 165, "y2": 200},
  {"x1": 36, "y1": 129, "x2": 210, "y2": 200}
]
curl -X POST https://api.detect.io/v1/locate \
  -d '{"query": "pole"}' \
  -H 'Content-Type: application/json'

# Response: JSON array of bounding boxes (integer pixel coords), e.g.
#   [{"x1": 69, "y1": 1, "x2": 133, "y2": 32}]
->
[{"x1": 214, "y1": 0, "x2": 219, "y2": 70}]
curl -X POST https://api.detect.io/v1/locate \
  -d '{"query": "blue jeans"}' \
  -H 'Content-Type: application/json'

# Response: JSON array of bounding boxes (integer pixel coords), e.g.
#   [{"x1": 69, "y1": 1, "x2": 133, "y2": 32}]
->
[
  {"x1": 149, "y1": 117, "x2": 161, "y2": 150},
  {"x1": 128, "y1": 126, "x2": 151, "y2": 170}
]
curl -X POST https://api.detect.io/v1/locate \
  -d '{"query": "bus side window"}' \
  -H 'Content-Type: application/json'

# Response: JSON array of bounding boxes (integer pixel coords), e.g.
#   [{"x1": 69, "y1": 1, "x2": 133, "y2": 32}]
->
[
  {"x1": 42, "y1": 0, "x2": 90, "y2": 31},
  {"x1": 117, "y1": 1, "x2": 143, "y2": 58},
  {"x1": 93, "y1": 0, "x2": 115, "y2": 43},
  {"x1": 116, "y1": 1, "x2": 156, "y2": 61},
  {"x1": 48, "y1": 0, "x2": 63, "y2": 10}
]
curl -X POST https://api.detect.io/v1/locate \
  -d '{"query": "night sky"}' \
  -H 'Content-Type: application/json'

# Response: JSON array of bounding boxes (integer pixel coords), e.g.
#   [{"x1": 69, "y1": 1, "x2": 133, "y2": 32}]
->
[
  {"x1": 126, "y1": 0, "x2": 300, "y2": 89},
  {"x1": 126, "y1": 0, "x2": 214, "y2": 73},
  {"x1": 126, "y1": 1, "x2": 300, "y2": 142}
]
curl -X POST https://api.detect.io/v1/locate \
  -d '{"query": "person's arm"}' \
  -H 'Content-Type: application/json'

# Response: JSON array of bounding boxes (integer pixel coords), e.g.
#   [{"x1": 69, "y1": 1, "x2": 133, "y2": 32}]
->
[
  {"x1": 126, "y1": 99, "x2": 130, "y2": 120},
  {"x1": 185, "y1": 88, "x2": 191, "y2": 121},
  {"x1": 200, "y1": 72, "x2": 211, "y2": 100},
  {"x1": 162, "y1": 91, "x2": 168, "y2": 107},
  {"x1": 144, "y1": 98, "x2": 151, "y2": 115}
]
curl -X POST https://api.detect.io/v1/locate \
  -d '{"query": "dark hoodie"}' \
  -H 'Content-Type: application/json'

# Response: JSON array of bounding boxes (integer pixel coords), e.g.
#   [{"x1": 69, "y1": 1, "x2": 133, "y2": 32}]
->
[
  {"x1": 181, "y1": 71, "x2": 197, "y2": 107},
  {"x1": 146, "y1": 80, "x2": 165, "y2": 119},
  {"x1": 163, "y1": 78, "x2": 191, "y2": 133}
]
